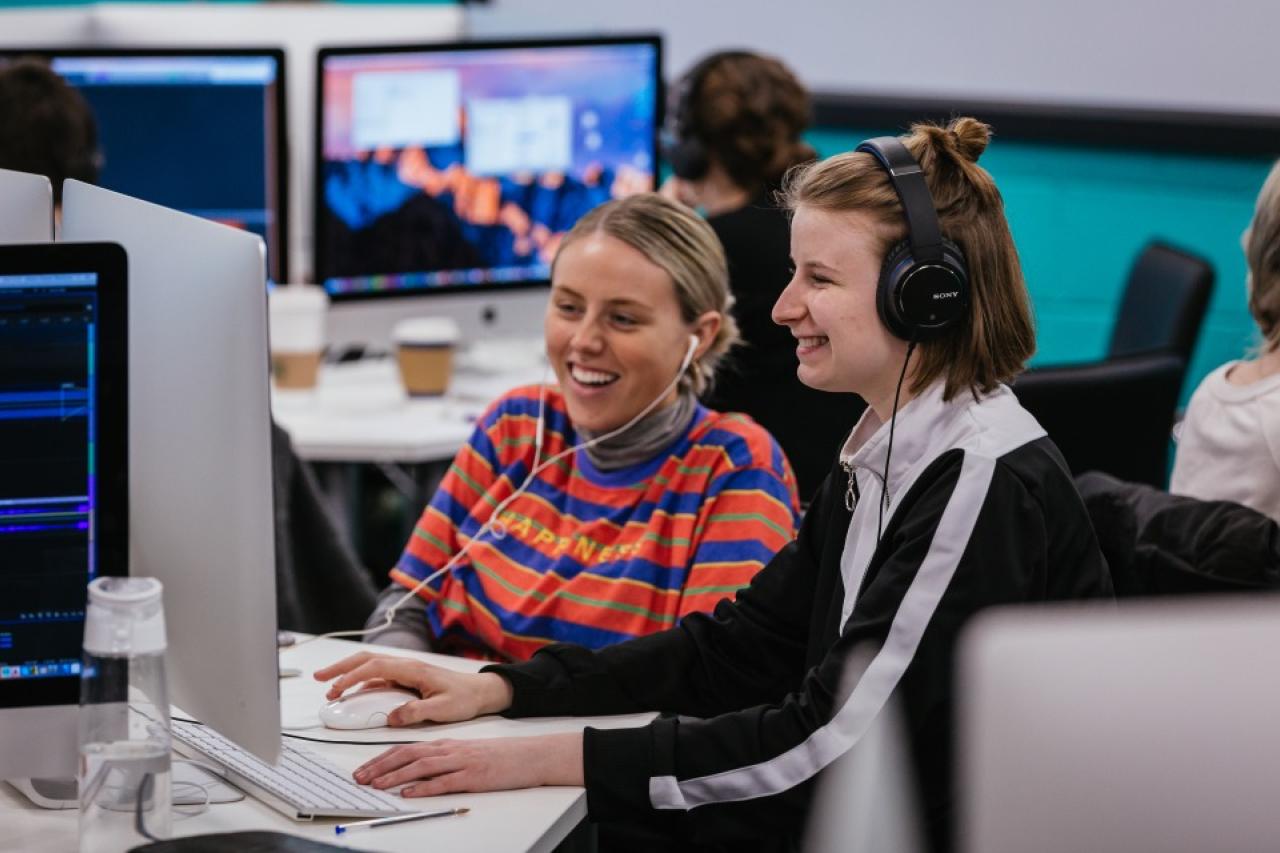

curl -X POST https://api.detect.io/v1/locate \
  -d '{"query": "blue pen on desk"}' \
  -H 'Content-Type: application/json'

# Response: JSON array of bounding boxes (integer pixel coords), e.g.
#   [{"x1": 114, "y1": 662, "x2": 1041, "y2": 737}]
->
[{"x1": 335, "y1": 807, "x2": 469, "y2": 835}]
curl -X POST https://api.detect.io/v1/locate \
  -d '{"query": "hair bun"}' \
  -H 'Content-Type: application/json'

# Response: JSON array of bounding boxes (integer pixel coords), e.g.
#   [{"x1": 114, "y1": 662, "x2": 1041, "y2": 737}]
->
[{"x1": 947, "y1": 117, "x2": 991, "y2": 163}]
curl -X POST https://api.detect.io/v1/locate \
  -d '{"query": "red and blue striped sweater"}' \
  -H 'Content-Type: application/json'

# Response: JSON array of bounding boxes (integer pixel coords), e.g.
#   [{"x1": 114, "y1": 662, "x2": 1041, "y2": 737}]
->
[{"x1": 391, "y1": 385, "x2": 801, "y2": 661}]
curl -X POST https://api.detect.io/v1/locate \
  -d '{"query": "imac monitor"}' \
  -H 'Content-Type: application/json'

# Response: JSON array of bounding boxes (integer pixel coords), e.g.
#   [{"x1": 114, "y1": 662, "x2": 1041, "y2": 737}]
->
[
  {"x1": 960, "y1": 599, "x2": 1280, "y2": 852},
  {"x1": 0, "y1": 241, "x2": 128, "y2": 782},
  {"x1": 0, "y1": 48, "x2": 289, "y2": 283},
  {"x1": 62, "y1": 181, "x2": 280, "y2": 764},
  {"x1": 315, "y1": 35, "x2": 660, "y2": 304},
  {"x1": 0, "y1": 169, "x2": 53, "y2": 244}
]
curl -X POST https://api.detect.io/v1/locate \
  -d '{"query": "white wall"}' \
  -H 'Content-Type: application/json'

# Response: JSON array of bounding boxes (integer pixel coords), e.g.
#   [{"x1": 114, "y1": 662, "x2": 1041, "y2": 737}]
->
[
  {"x1": 467, "y1": 0, "x2": 1280, "y2": 115},
  {"x1": 0, "y1": 2, "x2": 466, "y2": 280}
]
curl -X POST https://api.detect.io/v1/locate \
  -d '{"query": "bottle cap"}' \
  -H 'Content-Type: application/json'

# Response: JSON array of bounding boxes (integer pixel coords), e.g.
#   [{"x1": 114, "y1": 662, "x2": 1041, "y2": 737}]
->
[{"x1": 83, "y1": 576, "x2": 167, "y2": 655}]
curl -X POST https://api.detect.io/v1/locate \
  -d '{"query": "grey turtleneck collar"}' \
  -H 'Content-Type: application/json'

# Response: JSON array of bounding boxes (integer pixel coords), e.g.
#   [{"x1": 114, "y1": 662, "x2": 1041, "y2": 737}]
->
[{"x1": 576, "y1": 392, "x2": 698, "y2": 471}]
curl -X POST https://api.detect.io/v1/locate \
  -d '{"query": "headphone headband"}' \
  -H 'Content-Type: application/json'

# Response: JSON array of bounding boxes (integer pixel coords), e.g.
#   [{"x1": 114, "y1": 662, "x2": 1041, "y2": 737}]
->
[
  {"x1": 855, "y1": 137, "x2": 944, "y2": 263},
  {"x1": 855, "y1": 135, "x2": 970, "y2": 342}
]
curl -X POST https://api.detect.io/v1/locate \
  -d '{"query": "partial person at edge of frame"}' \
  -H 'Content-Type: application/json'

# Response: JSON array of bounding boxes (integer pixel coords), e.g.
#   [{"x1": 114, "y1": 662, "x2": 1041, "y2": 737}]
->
[
  {"x1": 319, "y1": 118, "x2": 1114, "y2": 853},
  {"x1": 362, "y1": 192, "x2": 801, "y2": 662},
  {"x1": 661, "y1": 49, "x2": 864, "y2": 503},
  {"x1": 1170, "y1": 157, "x2": 1280, "y2": 522}
]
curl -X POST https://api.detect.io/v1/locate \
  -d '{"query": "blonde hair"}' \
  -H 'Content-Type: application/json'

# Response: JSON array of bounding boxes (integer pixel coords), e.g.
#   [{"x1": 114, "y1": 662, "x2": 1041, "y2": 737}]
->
[
  {"x1": 552, "y1": 193, "x2": 739, "y2": 395},
  {"x1": 779, "y1": 116, "x2": 1035, "y2": 401},
  {"x1": 1245, "y1": 159, "x2": 1280, "y2": 352}
]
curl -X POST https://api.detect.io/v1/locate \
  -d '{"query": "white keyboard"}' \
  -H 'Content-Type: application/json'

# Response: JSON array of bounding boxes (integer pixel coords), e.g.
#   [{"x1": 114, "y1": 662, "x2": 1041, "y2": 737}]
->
[{"x1": 171, "y1": 719, "x2": 414, "y2": 820}]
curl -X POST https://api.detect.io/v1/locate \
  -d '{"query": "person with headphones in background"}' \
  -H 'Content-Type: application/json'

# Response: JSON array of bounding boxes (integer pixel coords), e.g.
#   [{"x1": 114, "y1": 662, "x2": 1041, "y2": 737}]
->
[
  {"x1": 359, "y1": 192, "x2": 800, "y2": 662},
  {"x1": 662, "y1": 50, "x2": 862, "y2": 503},
  {"x1": 0, "y1": 58, "x2": 100, "y2": 216},
  {"x1": 317, "y1": 119, "x2": 1112, "y2": 851}
]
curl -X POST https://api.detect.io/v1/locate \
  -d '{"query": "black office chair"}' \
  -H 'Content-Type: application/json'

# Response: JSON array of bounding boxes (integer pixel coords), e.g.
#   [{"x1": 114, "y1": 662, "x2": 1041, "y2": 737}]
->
[
  {"x1": 1013, "y1": 241, "x2": 1214, "y2": 488},
  {"x1": 1012, "y1": 352, "x2": 1184, "y2": 488},
  {"x1": 1108, "y1": 240, "x2": 1214, "y2": 365},
  {"x1": 271, "y1": 421, "x2": 378, "y2": 634}
]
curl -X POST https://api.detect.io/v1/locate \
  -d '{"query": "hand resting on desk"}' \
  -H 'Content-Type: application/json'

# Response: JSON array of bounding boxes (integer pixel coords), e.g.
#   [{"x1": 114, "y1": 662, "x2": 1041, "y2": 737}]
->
[{"x1": 314, "y1": 651, "x2": 584, "y2": 797}]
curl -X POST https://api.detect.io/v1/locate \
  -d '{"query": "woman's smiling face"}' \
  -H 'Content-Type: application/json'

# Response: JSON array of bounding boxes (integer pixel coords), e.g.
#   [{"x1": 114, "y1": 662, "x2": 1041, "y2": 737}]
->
[
  {"x1": 771, "y1": 205, "x2": 909, "y2": 407},
  {"x1": 546, "y1": 231, "x2": 706, "y2": 433}
]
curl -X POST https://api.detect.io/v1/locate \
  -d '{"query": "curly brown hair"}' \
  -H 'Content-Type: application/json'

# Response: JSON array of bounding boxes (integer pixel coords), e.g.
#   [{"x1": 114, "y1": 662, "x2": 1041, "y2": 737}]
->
[{"x1": 680, "y1": 51, "x2": 816, "y2": 193}]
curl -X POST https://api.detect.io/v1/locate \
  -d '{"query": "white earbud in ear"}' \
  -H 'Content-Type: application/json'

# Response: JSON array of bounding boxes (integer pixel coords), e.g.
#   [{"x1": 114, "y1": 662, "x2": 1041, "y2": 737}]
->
[{"x1": 681, "y1": 335, "x2": 699, "y2": 372}]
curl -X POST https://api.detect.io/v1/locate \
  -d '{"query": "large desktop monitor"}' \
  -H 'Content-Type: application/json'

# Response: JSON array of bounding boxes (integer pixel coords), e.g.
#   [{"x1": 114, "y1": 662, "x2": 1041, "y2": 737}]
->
[
  {"x1": 0, "y1": 48, "x2": 289, "y2": 283},
  {"x1": 62, "y1": 181, "x2": 280, "y2": 764},
  {"x1": 315, "y1": 35, "x2": 660, "y2": 348},
  {"x1": 959, "y1": 598, "x2": 1280, "y2": 852},
  {"x1": 0, "y1": 241, "x2": 128, "y2": 784}
]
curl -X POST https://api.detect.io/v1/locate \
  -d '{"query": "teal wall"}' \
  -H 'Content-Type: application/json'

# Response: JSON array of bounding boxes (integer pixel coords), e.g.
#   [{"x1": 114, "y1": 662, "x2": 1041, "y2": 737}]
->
[{"x1": 808, "y1": 128, "x2": 1273, "y2": 403}]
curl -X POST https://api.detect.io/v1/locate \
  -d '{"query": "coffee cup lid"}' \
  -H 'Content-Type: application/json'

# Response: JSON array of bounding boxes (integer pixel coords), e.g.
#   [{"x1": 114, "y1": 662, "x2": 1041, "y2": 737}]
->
[
  {"x1": 393, "y1": 316, "x2": 461, "y2": 345},
  {"x1": 269, "y1": 284, "x2": 329, "y2": 314}
]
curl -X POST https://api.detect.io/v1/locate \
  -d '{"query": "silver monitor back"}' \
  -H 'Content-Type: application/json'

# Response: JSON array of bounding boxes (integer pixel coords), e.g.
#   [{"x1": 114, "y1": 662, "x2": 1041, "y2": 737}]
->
[
  {"x1": 0, "y1": 168, "x2": 52, "y2": 243},
  {"x1": 804, "y1": 648, "x2": 925, "y2": 853},
  {"x1": 959, "y1": 598, "x2": 1280, "y2": 853},
  {"x1": 61, "y1": 181, "x2": 280, "y2": 764}
]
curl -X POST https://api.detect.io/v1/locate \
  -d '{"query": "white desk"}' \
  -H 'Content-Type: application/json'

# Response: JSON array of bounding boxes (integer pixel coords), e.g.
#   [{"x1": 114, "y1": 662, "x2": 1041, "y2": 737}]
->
[
  {"x1": 272, "y1": 346, "x2": 546, "y2": 465},
  {"x1": 0, "y1": 637, "x2": 652, "y2": 853}
]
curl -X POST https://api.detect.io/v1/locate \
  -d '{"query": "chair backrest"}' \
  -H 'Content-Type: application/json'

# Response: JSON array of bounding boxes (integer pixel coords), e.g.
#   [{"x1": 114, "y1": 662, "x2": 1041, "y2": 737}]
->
[
  {"x1": 1108, "y1": 240, "x2": 1214, "y2": 362},
  {"x1": 1011, "y1": 352, "x2": 1185, "y2": 488}
]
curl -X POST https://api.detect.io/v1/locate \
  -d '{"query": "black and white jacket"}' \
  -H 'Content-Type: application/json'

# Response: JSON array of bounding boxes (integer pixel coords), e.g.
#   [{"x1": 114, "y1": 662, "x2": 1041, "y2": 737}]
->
[{"x1": 487, "y1": 382, "x2": 1113, "y2": 848}]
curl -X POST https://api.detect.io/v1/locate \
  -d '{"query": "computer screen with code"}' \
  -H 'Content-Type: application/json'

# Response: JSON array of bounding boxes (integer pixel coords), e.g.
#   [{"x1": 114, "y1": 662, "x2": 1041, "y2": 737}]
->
[
  {"x1": 0, "y1": 50, "x2": 288, "y2": 283},
  {"x1": 0, "y1": 243, "x2": 126, "y2": 713}
]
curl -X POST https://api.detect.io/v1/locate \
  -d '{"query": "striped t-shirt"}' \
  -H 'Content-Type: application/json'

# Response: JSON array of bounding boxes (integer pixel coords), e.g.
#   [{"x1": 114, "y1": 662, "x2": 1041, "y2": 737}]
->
[{"x1": 391, "y1": 385, "x2": 801, "y2": 661}]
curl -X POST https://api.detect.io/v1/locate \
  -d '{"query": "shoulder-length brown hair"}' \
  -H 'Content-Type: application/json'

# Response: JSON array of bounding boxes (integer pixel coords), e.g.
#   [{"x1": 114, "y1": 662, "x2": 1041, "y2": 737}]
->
[{"x1": 779, "y1": 117, "x2": 1035, "y2": 401}]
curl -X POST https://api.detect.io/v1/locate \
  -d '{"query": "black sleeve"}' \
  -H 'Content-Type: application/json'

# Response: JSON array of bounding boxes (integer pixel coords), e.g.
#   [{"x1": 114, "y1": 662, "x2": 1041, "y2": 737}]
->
[
  {"x1": 482, "y1": 470, "x2": 841, "y2": 720},
  {"x1": 582, "y1": 453, "x2": 1083, "y2": 846}
]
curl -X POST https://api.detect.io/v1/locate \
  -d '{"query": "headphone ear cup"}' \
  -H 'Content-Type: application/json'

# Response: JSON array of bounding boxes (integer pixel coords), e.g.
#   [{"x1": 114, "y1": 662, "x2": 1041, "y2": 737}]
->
[
  {"x1": 876, "y1": 239, "x2": 918, "y2": 341},
  {"x1": 664, "y1": 135, "x2": 710, "y2": 182},
  {"x1": 876, "y1": 238, "x2": 971, "y2": 342}
]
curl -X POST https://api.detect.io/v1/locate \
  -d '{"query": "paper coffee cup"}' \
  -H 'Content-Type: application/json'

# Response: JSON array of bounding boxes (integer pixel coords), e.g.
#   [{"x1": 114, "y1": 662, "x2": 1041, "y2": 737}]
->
[
  {"x1": 393, "y1": 316, "x2": 460, "y2": 398},
  {"x1": 269, "y1": 285, "x2": 328, "y2": 389}
]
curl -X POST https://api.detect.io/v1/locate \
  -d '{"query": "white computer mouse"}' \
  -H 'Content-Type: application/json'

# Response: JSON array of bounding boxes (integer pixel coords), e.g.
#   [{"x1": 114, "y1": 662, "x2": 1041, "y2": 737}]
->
[{"x1": 318, "y1": 687, "x2": 419, "y2": 730}]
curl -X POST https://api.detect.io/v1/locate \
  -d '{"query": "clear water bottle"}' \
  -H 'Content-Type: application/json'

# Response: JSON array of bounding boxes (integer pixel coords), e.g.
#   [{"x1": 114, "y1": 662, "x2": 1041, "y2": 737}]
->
[{"x1": 77, "y1": 577, "x2": 172, "y2": 853}]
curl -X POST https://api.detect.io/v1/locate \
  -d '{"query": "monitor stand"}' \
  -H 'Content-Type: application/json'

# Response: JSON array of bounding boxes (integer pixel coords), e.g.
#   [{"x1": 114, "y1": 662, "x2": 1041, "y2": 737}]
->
[
  {"x1": 8, "y1": 765, "x2": 240, "y2": 809},
  {"x1": 7, "y1": 778, "x2": 77, "y2": 809}
]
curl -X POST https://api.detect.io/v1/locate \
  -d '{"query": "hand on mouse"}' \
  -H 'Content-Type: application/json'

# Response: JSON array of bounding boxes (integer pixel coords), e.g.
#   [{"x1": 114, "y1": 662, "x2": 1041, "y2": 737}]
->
[{"x1": 314, "y1": 652, "x2": 513, "y2": 726}]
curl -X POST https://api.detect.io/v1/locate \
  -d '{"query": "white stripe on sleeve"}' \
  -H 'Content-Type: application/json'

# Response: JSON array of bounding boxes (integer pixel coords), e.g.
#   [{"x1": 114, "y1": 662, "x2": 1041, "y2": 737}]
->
[{"x1": 649, "y1": 452, "x2": 997, "y2": 810}]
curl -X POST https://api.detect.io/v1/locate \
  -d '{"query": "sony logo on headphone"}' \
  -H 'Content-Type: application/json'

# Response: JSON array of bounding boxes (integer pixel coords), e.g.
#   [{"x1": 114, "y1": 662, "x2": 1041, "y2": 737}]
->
[{"x1": 933, "y1": 291, "x2": 960, "y2": 300}]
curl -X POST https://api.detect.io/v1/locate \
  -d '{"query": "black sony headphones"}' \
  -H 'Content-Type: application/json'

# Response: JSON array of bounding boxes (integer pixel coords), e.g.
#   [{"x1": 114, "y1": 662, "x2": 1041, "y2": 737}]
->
[
  {"x1": 661, "y1": 51, "x2": 754, "y2": 182},
  {"x1": 856, "y1": 136, "x2": 969, "y2": 342}
]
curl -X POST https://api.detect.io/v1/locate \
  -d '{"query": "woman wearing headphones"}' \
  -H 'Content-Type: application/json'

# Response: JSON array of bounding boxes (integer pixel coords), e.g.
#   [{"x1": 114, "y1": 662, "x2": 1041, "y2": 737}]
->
[
  {"x1": 320, "y1": 118, "x2": 1112, "y2": 850},
  {"x1": 361, "y1": 192, "x2": 800, "y2": 662},
  {"x1": 662, "y1": 50, "x2": 861, "y2": 502}
]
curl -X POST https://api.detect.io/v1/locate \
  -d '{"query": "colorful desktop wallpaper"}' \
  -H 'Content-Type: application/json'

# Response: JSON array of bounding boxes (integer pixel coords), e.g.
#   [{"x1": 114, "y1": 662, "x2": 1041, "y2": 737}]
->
[{"x1": 318, "y1": 42, "x2": 659, "y2": 295}]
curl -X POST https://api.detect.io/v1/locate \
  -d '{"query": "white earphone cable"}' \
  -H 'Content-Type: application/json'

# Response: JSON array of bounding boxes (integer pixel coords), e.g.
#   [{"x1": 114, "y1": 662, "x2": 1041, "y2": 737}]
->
[{"x1": 293, "y1": 335, "x2": 701, "y2": 648}]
